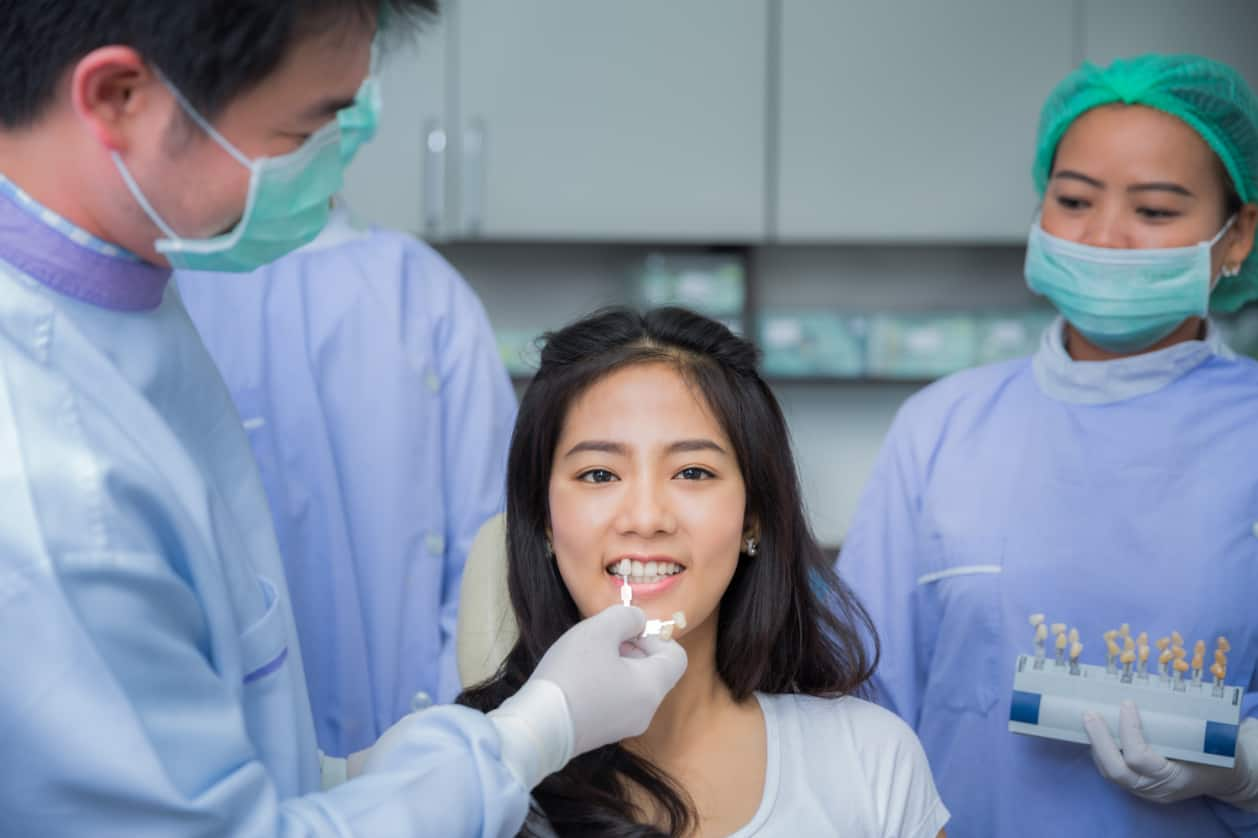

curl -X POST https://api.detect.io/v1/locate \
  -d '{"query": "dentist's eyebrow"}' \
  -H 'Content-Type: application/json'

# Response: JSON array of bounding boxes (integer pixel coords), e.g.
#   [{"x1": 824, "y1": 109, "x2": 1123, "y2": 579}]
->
[
  {"x1": 299, "y1": 95, "x2": 358, "y2": 121},
  {"x1": 564, "y1": 440, "x2": 627, "y2": 458}
]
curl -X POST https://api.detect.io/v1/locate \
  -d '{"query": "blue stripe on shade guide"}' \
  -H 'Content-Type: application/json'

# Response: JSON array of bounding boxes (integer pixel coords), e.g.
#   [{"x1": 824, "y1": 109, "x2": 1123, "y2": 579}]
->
[
  {"x1": 1204, "y1": 721, "x2": 1239, "y2": 757},
  {"x1": 1010, "y1": 690, "x2": 1042, "y2": 725}
]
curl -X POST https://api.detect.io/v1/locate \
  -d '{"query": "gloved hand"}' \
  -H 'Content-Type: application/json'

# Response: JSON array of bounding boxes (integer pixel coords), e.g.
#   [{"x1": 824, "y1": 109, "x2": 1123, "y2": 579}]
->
[
  {"x1": 488, "y1": 605, "x2": 687, "y2": 789},
  {"x1": 1083, "y1": 701, "x2": 1258, "y2": 811},
  {"x1": 535, "y1": 604, "x2": 688, "y2": 755}
]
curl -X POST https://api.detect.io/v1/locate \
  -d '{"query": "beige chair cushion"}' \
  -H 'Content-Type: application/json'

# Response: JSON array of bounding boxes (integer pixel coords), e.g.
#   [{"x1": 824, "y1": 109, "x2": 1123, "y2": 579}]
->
[{"x1": 456, "y1": 513, "x2": 520, "y2": 688}]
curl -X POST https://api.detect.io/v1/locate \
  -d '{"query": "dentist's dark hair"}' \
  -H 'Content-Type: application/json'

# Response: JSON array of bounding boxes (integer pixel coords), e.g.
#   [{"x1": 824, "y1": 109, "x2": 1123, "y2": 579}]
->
[
  {"x1": 0, "y1": 0, "x2": 437, "y2": 129},
  {"x1": 458, "y1": 306, "x2": 878, "y2": 837}
]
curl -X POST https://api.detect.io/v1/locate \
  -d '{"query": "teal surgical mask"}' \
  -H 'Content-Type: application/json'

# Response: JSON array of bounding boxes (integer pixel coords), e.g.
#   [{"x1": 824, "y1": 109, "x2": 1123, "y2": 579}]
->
[
  {"x1": 112, "y1": 76, "x2": 349, "y2": 273},
  {"x1": 339, "y1": 75, "x2": 381, "y2": 167},
  {"x1": 1025, "y1": 215, "x2": 1236, "y2": 354}
]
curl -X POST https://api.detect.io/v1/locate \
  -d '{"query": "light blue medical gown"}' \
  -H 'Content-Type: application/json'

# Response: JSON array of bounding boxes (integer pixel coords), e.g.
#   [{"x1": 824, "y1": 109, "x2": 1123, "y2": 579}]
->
[
  {"x1": 839, "y1": 319, "x2": 1258, "y2": 837},
  {"x1": 0, "y1": 188, "x2": 527, "y2": 834},
  {"x1": 177, "y1": 205, "x2": 517, "y2": 757}
]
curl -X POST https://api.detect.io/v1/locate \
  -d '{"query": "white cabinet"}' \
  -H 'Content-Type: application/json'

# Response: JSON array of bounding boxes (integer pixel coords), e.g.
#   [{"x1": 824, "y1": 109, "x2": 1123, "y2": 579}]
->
[
  {"x1": 346, "y1": 2, "x2": 1256, "y2": 243},
  {"x1": 342, "y1": 22, "x2": 447, "y2": 235},
  {"x1": 450, "y1": 0, "x2": 769, "y2": 241},
  {"x1": 774, "y1": 1, "x2": 1074, "y2": 243},
  {"x1": 1082, "y1": 0, "x2": 1258, "y2": 91}
]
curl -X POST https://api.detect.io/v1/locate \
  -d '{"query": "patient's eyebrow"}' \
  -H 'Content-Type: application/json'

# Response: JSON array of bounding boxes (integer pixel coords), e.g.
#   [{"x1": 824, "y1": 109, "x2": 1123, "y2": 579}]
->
[
  {"x1": 668, "y1": 439, "x2": 726, "y2": 455},
  {"x1": 563, "y1": 439, "x2": 728, "y2": 457},
  {"x1": 564, "y1": 440, "x2": 627, "y2": 458}
]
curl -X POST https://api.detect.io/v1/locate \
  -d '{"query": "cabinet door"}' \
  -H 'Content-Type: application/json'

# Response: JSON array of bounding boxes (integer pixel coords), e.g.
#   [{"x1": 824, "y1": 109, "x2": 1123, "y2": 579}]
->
[
  {"x1": 1083, "y1": 0, "x2": 1258, "y2": 91},
  {"x1": 775, "y1": 1, "x2": 1074, "y2": 242},
  {"x1": 342, "y1": 22, "x2": 447, "y2": 236},
  {"x1": 453, "y1": 0, "x2": 769, "y2": 241}
]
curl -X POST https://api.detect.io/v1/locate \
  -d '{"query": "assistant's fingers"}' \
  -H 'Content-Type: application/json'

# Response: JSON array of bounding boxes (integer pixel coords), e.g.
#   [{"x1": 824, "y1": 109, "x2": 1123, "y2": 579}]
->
[{"x1": 1083, "y1": 712, "x2": 1131, "y2": 783}]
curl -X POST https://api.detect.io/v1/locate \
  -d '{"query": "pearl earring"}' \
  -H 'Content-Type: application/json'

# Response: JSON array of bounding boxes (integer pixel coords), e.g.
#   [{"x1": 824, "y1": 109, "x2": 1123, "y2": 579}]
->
[
  {"x1": 1222, "y1": 264, "x2": 1241, "y2": 278},
  {"x1": 744, "y1": 537, "x2": 758, "y2": 557}
]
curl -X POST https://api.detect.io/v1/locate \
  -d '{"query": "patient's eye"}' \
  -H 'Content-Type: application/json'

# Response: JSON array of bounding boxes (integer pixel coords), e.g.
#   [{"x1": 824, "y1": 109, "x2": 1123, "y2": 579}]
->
[
  {"x1": 676, "y1": 466, "x2": 715, "y2": 481},
  {"x1": 578, "y1": 468, "x2": 618, "y2": 484}
]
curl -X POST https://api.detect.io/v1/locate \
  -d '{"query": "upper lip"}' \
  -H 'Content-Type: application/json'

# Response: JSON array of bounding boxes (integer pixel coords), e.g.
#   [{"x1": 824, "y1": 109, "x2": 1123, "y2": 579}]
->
[{"x1": 604, "y1": 555, "x2": 685, "y2": 572}]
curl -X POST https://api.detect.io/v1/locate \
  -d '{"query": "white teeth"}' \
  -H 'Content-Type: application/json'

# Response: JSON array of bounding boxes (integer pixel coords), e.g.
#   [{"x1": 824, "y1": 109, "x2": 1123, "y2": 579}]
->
[{"x1": 607, "y1": 559, "x2": 685, "y2": 579}]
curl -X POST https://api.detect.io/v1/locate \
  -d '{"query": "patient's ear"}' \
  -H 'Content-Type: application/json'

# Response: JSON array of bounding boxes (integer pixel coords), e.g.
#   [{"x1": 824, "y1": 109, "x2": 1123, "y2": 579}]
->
[{"x1": 741, "y1": 519, "x2": 761, "y2": 557}]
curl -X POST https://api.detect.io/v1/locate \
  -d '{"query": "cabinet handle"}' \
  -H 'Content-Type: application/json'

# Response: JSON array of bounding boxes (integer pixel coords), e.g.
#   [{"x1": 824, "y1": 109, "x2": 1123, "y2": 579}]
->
[
  {"x1": 462, "y1": 118, "x2": 487, "y2": 236},
  {"x1": 423, "y1": 121, "x2": 447, "y2": 234}
]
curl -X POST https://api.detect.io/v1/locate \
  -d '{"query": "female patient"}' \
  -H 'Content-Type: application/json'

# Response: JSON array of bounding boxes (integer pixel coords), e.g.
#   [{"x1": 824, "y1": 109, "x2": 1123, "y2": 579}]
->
[{"x1": 460, "y1": 307, "x2": 948, "y2": 837}]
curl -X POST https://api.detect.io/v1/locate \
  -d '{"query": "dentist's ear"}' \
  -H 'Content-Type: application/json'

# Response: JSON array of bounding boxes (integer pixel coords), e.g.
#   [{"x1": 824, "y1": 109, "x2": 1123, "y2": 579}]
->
[{"x1": 70, "y1": 46, "x2": 166, "y2": 153}]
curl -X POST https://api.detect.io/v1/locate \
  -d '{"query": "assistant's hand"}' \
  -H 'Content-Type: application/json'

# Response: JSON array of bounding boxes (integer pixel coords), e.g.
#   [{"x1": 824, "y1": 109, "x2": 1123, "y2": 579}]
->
[{"x1": 1083, "y1": 701, "x2": 1258, "y2": 809}]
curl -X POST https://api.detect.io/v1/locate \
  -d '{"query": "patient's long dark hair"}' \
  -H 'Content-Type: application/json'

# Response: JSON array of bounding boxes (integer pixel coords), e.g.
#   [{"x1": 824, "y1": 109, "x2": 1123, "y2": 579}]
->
[{"x1": 458, "y1": 307, "x2": 877, "y2": 837}]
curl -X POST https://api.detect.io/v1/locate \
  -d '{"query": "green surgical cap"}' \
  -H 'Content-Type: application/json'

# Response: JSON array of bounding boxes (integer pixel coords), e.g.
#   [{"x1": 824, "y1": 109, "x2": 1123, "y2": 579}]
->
[{"x1": 1032, "y1": 54, "x2": 1258, "y2": 312}]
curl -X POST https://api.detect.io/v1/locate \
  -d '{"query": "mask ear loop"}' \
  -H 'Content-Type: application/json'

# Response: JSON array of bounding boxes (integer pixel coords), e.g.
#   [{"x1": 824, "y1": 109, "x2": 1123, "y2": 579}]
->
[
  {"x1": 110, "y1": 68, "x2": 255, "y2": 244},
  {"x1": 152, "y1": 69, "x2": 253, "y2": 169},
  {"x1": 1208, "y1": 214, "x2": 1239, "y2": 291},
  {"x1": 111, "y1": 153, "x2": 181, "y2": 240}
]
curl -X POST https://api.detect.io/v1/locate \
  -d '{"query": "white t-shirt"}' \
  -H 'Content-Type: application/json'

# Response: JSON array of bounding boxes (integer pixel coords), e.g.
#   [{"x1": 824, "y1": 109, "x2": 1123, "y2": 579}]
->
[{"x1": 728, "y1": 692, "x2": 949, "y2": 838}]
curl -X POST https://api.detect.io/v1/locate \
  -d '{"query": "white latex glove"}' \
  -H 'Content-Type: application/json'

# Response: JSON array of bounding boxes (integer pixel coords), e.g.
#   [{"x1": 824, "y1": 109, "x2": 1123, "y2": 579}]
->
[
  {"x1": 1083, "y1": 701, "x2": 1258, "y2": 811},
  {"x1": 488, "y1": 605, "x2": 687, "y2": 789}
]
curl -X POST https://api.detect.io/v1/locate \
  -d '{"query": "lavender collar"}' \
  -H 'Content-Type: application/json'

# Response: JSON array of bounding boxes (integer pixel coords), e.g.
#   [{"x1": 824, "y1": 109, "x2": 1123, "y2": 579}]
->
[{"x1": 0, "y1": 187, "x2": 169, "y2": 311}]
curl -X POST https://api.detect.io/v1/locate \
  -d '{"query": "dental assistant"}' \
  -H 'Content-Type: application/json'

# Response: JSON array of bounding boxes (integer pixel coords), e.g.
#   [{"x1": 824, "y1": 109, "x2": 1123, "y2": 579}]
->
[
  {"x1": 179, "y1": 55, "x2": 516, "y2": 755},
  {"x1": 0, "y1": 3, "x2": 685, "y2": 835},
  {"x1": 839, "y1": 54, "x2": 1258, "y2": 837}
]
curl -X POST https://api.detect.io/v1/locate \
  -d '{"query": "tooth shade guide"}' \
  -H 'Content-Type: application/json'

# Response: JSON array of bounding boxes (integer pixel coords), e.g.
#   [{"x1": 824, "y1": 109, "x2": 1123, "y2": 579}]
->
[
  {"x1": 1009, "y1": 650, "x2": 1244, "y2": 767},
  {"x1": 1123, "y1": 636, "x2": 1135, "y2": 652},
  {"x1": 1035, "y1": 624, "x2": 1048, "y2": 642},
  {"x1": 1055, "y1": 632, "x2": 1068, "y2": 649},
  {"x1": 1172, "y1": 631, "x2": 1184, "y2": 647},
  {"x1": 1050, "y1": 623, "x2": 1066, "y2": 636},
  {"x1": 1156, "y1": 637, "x2": 1171, "y2": 651},
  {"x1": 1068, "y1": 628, "x2": 1079, "y2": 645},
  {"x1": 641, "y1": 611, "x2": 687, "y2": 640},
  {"x1": 1029, "y1": 613, "x2": 1046, "y2": 627},
  {"x1": 1138, "y1": 645, "x2": 1150, "y2": 662},
  {"x1": 1217, "y1": 637, "x2": 1231, "y2": 653}
]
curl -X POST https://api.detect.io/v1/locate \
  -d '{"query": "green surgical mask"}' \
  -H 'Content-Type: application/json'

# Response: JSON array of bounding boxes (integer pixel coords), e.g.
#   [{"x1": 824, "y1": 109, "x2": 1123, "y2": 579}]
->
[
  {"x1": 339, "y1": 74, "x2": 381, "y2": 167},
  {"x1": 112, "y1": 76, "x2": 349, "y2": 273},
  {"x1": 1024, "y1": 215, "x2": 1236, "y2": 354}
]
